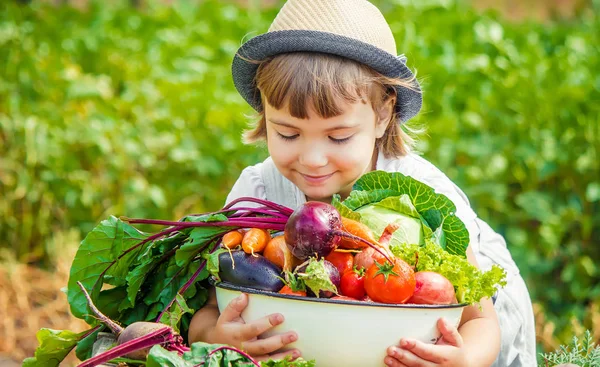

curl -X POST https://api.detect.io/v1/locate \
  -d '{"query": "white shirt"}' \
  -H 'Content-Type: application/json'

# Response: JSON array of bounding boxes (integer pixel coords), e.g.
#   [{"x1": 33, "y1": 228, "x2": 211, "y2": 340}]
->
[{"x1": 226, "y1": 151, "x2": 537, "y2": 367}]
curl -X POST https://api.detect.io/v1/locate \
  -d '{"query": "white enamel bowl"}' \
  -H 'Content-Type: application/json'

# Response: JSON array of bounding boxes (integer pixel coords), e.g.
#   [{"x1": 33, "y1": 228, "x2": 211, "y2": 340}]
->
[{"x1": 215, "y1": 282, "x2": 466, "y2": 367}]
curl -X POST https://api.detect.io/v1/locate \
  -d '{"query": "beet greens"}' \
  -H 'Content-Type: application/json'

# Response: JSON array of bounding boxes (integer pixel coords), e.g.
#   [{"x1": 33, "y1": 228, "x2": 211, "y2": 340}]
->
[{"x1": 27, "y1": 197, "x2": 383, "y2": 366}]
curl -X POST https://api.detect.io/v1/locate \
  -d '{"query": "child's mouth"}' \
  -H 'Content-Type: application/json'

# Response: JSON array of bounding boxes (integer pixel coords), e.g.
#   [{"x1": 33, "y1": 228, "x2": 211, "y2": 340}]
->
[{"x1": 300, "y1": 173, "x2": 334, "y2": 185}]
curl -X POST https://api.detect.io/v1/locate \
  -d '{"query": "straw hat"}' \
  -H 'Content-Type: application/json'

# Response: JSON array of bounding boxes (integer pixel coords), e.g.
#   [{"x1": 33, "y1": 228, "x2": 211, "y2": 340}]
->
[{"x1": 231, "y1": 0, "x2": 422, "y2": 123}]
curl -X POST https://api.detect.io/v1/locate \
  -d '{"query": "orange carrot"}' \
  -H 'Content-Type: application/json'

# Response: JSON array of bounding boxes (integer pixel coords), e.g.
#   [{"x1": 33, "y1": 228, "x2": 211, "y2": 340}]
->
[
  {"x1": 222, "y1": 230, "x2": 243, "y2": 249},
  {"x1": 263, "y1": 235, "x2": 299, "y2": 272},
  {"x1": 337, "y1": 217, "x2": 377, "y2": 249},
  {"x1": 242, "y1": 228, "x2": 271, "y2": 256}
]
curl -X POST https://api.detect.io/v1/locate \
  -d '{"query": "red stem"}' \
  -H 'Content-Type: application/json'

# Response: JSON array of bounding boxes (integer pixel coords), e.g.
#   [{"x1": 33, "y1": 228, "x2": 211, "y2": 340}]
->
[
  {"x1": 77, "y1": 281, "x2": 124, "y2": 335},
  {"x1": 155, "y1": 239, "x2": 221, "y2": 322},
  {"x1": 227, "y1": 207, "x2": 290, "y2": 219},
  {"x1": 334, "y1": 231, "x2": 393, "y2": 263},
  {"x1": 92, "y1": 225, "x2": 184, "y2": 296},
  {"x1": 222, "y1": 197, "x2": 294, "y2": 216},
  {"x1": 77, "y1": 327, "x2": 173, "y2": 367},
  {"x1": 123, "y1": 218, "x2": 285, "y2": 231}
]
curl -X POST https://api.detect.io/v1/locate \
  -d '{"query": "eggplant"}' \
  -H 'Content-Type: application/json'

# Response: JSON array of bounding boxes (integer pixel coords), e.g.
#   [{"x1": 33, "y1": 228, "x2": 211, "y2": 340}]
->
[{"x1": 218, "y1": 251, "x2": 284, "y2": 292}]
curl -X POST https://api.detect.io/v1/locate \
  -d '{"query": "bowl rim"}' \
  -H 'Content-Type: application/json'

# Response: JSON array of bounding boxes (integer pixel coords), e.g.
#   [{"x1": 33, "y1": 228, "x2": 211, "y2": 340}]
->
[{"x1": 215, "y1": 281, "x2": 468, "y2": 309}]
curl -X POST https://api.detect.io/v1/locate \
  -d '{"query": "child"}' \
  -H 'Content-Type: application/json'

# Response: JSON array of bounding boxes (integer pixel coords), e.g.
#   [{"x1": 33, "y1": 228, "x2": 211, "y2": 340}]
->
[{"x1": 189, "y1": 0, "x2": 536, "y2": 366}]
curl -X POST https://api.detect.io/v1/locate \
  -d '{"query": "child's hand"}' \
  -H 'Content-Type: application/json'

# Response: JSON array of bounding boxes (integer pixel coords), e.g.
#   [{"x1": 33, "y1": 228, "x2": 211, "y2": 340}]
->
[
  {"x1": 208, "y1": 293, "x2": 301, "y2": 362},
  {"x1": 384, "y1": 318, "x2": 467, "y2": 367}
]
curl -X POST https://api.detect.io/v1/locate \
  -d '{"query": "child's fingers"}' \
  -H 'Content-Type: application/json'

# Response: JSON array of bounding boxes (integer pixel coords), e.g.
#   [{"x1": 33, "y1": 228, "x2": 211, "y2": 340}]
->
[
  {"x1": 236, "y1": 312, "x2": 285, "y2": 341},
  {"x1": 384, "y1": 355, "x2": 408, "y2": 367},
  {"x1": 385, "y1": 346, "x2": 409, "y2": 367},
  {"x1": 387, "y1": 345, "x2": 436, "y2": 367},
  {"x1": 218, "y1": 293, "x2": 249, "y2": 323},
  {"x1": 437, "y1": 318, "x2": 463, "y2": 347},
  {"x1": 398, "y1": 340, "x2": 445, "y2": 365},
  {"x1": 242, "y1": 332, "x2": 298, "y2": 357}
]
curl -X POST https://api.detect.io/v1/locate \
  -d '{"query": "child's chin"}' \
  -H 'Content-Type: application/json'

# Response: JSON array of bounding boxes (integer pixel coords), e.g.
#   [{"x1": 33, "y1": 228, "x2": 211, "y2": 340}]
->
[{"x1": 302, "y1": 188, "x2": 336, "y2": 202}]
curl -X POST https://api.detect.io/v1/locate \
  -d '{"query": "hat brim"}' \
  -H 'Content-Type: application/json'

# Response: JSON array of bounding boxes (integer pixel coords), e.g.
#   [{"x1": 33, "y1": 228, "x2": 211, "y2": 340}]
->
[{"x1": 231, "y1": 30, "x2": 422, "y2": 123}]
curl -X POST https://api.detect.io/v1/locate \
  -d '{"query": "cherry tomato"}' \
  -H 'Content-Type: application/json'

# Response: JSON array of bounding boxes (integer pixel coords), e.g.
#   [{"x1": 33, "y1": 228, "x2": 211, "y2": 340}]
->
[
  {"x1": 340, "y1": 268, "x2": 366, "y2": 300},
  {"x1": 364, "y1": 258, "x2": 415, "y2": 304}
]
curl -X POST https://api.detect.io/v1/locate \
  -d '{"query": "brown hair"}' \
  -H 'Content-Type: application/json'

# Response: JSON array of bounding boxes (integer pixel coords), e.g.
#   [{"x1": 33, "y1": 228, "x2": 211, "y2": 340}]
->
[{"x1": 243, "y1": 52, "x2": 422, "y2": 157}]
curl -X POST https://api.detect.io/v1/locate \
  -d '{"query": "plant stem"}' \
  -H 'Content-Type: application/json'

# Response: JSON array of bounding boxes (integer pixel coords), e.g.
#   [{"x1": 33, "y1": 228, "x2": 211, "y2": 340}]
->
[
  {"x1": 122, "y1": 218, "x2": 285, "y2": 231},
  {"x1": 155, "y1": 239, "x2": 219, "y2": 322},
  {"x1": 223, "y1": 197, "x2": 294, "y2": 216},
  {"x1": 208, "y1": 346, "x2": 260, "y2": 366},
  {"x1": 77, "y1": 326, "x2": 173, "y2": 367},
  {"x1": 77, "y1": 281, "x2": 124, "y2": 335},
  {"x1": 334, "y1": 231, "x2": 393, "y2": 263}
]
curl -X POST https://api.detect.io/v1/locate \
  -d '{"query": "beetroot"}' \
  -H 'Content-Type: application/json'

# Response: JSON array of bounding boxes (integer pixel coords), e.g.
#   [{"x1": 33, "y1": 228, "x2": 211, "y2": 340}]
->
[
  {"x1": 76, "y1": 282, "x2": 189, "y2": 366},
  {"x1": 284, "y1": 202, "x2": 393, "y2": 262},
  {"x1": 284, "y1": 202, "x2": 342, "y2": 259}
]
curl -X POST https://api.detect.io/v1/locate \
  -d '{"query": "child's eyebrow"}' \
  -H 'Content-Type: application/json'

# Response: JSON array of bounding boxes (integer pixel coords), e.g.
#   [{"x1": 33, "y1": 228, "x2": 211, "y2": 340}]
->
[{"x1": 268, "y1": 118, "x2": 359, "y2": 132}]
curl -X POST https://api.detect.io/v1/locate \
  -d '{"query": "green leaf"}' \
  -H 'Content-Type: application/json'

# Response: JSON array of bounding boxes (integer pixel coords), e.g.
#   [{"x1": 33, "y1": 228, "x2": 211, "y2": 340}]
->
[
  {"x1": 206, "y1": 247, "x2": 229, "y2": 281},
  {"x1": 297, "y1": 258, "x2": 338, "y2": 297},
  {"x1": 146, "y1": 345, "x2": 192, "y2": 367},
  {"x1": 67, "y1": 216, "x2": 149, "y2": 324},
  {"x1": 390, "y1": 241, "x2": 507, "y2": 305},
  {"x1": 23, "y1": 328, "x2": 91, "y2": 367},
  {"x1": 75, "y1": 326, "x2": 103, "y2": 362},
  {"x1": 261, "y1": 356, "x2": 316, "y2": 367},
  {"x1": 331, "y1": 194, "x2": 361, "y2": 221},
  {"x1": 159, "y1": 294, "x2": 194, "y2": 333},
  {"x1": 176, "y1": 225, "x2": 228, "y2": 267}
]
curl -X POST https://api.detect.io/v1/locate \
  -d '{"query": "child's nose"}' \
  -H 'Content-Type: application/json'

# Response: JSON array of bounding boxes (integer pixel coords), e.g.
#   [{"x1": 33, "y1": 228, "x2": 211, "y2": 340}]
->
[{"x1": 298, "y1": 146, "x2": 328, "y2": 168}]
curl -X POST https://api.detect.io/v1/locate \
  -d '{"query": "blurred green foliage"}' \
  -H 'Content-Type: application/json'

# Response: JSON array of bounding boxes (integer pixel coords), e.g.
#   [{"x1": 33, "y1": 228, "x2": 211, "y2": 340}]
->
[{"x1": 0, "y1": 0, "x2": 598, "y2": 348}]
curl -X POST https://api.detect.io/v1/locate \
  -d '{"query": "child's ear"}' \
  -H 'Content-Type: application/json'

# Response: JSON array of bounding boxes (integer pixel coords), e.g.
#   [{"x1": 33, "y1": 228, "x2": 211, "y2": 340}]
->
[{"x1": 375, "y1": 96, "x2": 395, "y2": 139}]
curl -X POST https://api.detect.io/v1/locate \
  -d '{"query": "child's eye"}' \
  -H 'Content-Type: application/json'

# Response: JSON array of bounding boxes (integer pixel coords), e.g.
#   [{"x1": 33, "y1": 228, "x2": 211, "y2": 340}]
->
[
  {"x1": 329, "y1": 135, "x2": 352, "y2": 144},
  {"x1": 277, "y1": 132, "x2": 298, "y2": 141}
]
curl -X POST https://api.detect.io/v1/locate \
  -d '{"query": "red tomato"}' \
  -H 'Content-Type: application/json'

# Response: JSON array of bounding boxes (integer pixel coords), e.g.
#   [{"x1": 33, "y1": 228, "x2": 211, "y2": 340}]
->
[
  {"x1": 324, "y1": 251, "x2": 354, "y2": 276},
  {"x1": 279, "y1": 285, "x2": 306, "y2": 297},
  {"x1": 364, "y1": 258, "x2": 415, "y2": 304},
  {"x1": 340, "y1": 269, "x2": 366, "y2": 300}
]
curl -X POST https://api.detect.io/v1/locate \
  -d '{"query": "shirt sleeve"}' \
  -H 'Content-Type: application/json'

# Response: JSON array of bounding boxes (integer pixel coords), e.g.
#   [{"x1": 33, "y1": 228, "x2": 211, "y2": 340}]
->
[{"x1": 224, "y1": 164, "x2": 267, "y2": 207}]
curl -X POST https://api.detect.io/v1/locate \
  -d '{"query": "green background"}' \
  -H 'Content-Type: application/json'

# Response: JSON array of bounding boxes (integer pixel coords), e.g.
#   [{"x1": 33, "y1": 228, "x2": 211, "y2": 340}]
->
[{"x1": 1, "y1": 0, "x2": 598, "y2": 356}]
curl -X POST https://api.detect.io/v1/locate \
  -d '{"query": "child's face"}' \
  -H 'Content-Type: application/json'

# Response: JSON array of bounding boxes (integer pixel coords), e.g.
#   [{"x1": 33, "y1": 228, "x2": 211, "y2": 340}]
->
[{"x1": 265, "y1": 98, "x2": 389, "y2": 202}]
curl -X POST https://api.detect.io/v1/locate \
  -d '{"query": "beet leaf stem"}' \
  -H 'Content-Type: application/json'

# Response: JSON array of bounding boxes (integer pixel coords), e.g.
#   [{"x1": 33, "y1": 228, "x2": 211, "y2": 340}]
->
[
  {"x1": 77, "y1": 281, "x2": 123, "y2": 335},
  {"x1": 77, "y1": 326, "x2": 172, "y2": 367},
  {"x1": 334, "y1": 231, "x2": 394, "y2": 263}
]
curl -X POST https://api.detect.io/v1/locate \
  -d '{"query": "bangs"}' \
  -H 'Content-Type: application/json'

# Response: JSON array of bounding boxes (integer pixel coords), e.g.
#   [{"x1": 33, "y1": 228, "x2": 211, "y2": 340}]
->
[{"x1": 255, "y1": 53, "x2": 383, "y2": 119}]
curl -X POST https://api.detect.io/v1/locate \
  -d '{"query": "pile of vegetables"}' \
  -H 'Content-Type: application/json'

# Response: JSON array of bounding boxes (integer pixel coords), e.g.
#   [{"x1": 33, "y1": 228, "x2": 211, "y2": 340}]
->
[{"x1": 24, "y1": 171, "x2": 506, "y2": 366}]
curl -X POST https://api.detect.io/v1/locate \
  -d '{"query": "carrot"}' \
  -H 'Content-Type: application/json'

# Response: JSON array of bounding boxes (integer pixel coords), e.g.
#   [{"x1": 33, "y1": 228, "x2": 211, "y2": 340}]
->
[
  {"x1": 222, "y1": 230, "x2": 243, "y2": 249},
  {"x1": 242, "y1": 228, "x2": 271, "y2": 256},
  {"x1": 263, "y1": 235, "x2": 299, "y2": 272},
  {"x1": 337, "y1": 217, "x2": 377, "y2": 249}
]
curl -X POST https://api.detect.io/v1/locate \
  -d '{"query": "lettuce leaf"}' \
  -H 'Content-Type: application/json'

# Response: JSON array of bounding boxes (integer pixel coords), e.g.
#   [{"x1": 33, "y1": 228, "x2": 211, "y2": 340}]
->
[{"x1": 391, "y1": 241, "x2": 507, "y2": 305}]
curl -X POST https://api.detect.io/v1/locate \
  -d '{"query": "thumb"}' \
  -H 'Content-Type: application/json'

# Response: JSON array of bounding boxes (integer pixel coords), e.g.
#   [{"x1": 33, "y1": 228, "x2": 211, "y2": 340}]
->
[
  {"x1": 219, "y1": 293, "x2": 248, "y2": 323},
  {"x1": 437, "y1": 318, "x2": 463, "y2": 347}
]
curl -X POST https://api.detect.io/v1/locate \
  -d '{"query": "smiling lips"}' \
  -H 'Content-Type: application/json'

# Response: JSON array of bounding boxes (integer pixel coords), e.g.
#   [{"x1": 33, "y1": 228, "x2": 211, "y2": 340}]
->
[{"x1": 301, "y1": 172, "x2": 334, "y2": 185}]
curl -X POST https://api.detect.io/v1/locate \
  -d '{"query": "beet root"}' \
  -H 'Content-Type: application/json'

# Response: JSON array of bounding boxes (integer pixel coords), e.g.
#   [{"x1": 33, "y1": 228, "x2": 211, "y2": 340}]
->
[{"x1": 117, "y1": 321, "x2": 174, "y2": 360}]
